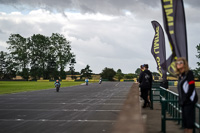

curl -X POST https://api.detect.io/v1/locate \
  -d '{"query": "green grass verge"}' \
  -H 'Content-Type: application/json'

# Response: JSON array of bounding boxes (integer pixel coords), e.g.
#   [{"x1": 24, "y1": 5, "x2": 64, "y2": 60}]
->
[{"x1": 0, "y1": 81, "x2": 84, "y2": 95}]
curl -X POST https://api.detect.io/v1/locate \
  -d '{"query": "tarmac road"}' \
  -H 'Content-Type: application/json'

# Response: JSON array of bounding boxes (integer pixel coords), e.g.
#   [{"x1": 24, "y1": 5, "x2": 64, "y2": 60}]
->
[{"x1": 0, "y1": 82, "x2": 132, "y2": 133}]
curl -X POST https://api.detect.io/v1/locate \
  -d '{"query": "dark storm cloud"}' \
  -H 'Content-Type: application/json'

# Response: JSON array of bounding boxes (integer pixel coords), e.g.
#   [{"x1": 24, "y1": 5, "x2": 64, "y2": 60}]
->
[
  {"x1": 0, "y1": 0, "x2": 160, "y2": 15},
  {"x1": 0, "y1": 0, "x2": 198, "y2": 16}
]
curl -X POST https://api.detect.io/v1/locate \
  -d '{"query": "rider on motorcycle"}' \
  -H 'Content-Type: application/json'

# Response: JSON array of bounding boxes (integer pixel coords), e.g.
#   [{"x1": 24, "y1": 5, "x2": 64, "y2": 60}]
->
[{"x1": 54, "y1": 80, "x2": 61, "y2": 87}]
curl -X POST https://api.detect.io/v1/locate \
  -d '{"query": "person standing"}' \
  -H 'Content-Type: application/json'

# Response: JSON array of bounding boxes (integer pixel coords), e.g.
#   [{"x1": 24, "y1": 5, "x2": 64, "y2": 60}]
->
[
  {"x1": 99, "y1": 77, "x2": 102, "y2": 84},
  {"x1": 176, "y1": 57, "x2": 198, "y2": 133},
  {"x1": 140, "y1": 65, "x2": 144, "y2": 72},
  {"x1": 137, "y1": 65, "x2": 144, "y2": 83},
  {"x1": 85, "y1": 77, "x2": 89, "y2": 85},
  {"x1": 139, "y1": 64, "x2": 153, "y2": 108}
]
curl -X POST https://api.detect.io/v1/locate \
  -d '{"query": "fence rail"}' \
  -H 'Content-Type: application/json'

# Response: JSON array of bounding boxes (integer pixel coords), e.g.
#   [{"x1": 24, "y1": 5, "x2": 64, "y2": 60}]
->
[{"x1": 151, "y1": 82, "x2": 200, "y2": 133}]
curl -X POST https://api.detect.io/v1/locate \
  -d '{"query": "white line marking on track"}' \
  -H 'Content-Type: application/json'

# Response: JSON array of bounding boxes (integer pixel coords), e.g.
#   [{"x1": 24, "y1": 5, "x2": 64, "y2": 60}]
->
[
  {"x1": 0, "y1": 103, "x2": 123, "y2": 105},
  {"x1": 0, "y1": 119, "x2": 116, "y2": 123},
  {"x1": 0, "y1": 109, "x2": 121, "y2": 112},
  {"x1": 115, "y1": 83, "x2": 120, "y2": 86}
]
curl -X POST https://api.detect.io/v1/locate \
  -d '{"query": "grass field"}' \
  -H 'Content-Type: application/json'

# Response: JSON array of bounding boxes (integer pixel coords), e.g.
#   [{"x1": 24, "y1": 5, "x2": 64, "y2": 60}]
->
[{"x1": 0, "y1": 81, "x2": 84, "y2": 94}]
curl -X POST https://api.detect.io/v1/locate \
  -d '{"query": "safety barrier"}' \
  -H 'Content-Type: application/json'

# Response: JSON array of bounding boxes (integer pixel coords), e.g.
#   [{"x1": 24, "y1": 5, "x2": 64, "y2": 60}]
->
[
  {"x1": 150, "y1": 82, "x2": 161, "y2": 109},
  {"x1": 151, "y1": 82, "x2": 200, "y2": 133}
]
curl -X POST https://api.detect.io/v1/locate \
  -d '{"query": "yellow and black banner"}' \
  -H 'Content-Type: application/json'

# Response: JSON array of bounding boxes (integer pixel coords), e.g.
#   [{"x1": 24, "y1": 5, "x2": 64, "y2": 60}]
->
[
  {"x1": 161, "y1": 0, "x2": 188, "y2": 75},
  {"x1": 151, "y1": 21, "x2": 167, "y2": 80}
]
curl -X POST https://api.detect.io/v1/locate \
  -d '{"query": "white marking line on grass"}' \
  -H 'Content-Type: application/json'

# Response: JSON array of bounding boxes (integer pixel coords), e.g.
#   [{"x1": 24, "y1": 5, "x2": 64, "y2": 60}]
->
[
  {"x1": 0, "y1": 109, "x2": 121, "y2": 112},
  {"x1": 0, "y1": 119, "x2": 116, "y2": 123}
]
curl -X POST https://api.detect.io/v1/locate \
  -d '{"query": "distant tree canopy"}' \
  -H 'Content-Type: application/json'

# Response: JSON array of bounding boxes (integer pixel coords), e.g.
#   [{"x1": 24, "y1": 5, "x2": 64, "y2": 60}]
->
[
  {"x1": 0, "y1": 51, "x2": 17, "y2": 79},
  {"x1": 0, "y1": 33, "x2": 75, "y2": 80},
  {"x1": 115, "y1": 69, "x2": 124, "y2": 81},
  {"x1": 80, "y1": 65, "x2": 93, "y2": 79},
  {"x1": 101, "y1": 67, "x2": 116, "y2": 81},
  {"x1": 124, "y1": 73, "x2": 137, "y2": 79},
  {"x1": 135, "y1": 68, "x2": 141, "y2": 76},
  {"x1": 194, "y1": 43, "x2": 200, "y2": 80}
]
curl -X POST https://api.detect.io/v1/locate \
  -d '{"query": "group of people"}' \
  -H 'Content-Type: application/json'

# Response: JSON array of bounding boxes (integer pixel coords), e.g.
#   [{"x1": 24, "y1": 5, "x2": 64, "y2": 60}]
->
[
  {"x1": 138, "y1": 64, "x2": 153, "y2": 108},
  {"x1": 138, "y1": 58, "x2": 198, "y2": 133}
]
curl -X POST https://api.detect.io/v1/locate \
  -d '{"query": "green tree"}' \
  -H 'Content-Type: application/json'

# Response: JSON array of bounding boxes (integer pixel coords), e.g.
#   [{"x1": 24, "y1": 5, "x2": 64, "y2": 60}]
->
[
  {"x1": 50, "y1": 33, "x2": 73, "y2": 79},
  {"x1": 80, "y1": 65, "x2": 93, "y2": 79},
  {"x1": 0, "y1": 51, "x2": 18, "y2": 79},
  {"x1": 29, "y1": 34, "x2": 50, "y2": 79},
  {"x1": 69, "y1": 56, "x2": 76, "y2": 79},
  {"x1": 192, "y1": 69, "x2": 200, "y2": 80},
  {"x1": 0, "y1": 51, "x2": 6, "y2": 79},
  {"x1": 5, "y1": 33, "x2": 75, "y2": 80},
  {"x1": 101, "y1": 67, "x2": 116, "y2": 81},
  {"x1": 124, "y1": 73, "x2": 137, "y2": 79},
  {"x1": 115, "y1": 69, "x2": 124, "y2": 81},
  {"x1": 135, "y1": 68, "x2": 141, "y2": 76},
  {"x1": 196, "y1": 44, "x2": 200, "y2": 65},
  {"x1": 195, "y1": 43, "x2": 200, "y2": 80},
  {"x1": 7, "y1": 34, "x2": 29, "y2": 80}
]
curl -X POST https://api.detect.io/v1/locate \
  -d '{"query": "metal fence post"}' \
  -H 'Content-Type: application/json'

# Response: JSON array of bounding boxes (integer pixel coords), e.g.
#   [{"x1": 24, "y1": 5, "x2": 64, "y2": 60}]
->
[
  {"x1": 161, "y1": 99, "x2": 166, "y2": 133},
  {"x1": 150, "y1": 88, "x2": 153, "y2": 109}
]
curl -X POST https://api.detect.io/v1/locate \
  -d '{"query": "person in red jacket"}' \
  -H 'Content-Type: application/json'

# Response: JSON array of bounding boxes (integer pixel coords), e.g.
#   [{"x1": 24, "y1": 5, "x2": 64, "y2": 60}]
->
[{"x1": 176, "y1": 57, "x2": 198, "y2": 133}]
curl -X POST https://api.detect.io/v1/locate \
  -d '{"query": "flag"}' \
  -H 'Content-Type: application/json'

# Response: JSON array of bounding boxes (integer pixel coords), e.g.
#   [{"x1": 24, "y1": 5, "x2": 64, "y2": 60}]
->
[
  {"x1": 161, "y1": 0, "x2": 188, "y2": 74},
  {"x1": 151, "y1": 21, "x2": 167, "y2": 80}
]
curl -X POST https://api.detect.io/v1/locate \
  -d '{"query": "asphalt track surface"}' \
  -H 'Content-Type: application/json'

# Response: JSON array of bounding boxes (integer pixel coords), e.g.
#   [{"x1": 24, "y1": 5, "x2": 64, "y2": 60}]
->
[{"x1": 0, "y1": 82, "x2": 133, "y2": 133}]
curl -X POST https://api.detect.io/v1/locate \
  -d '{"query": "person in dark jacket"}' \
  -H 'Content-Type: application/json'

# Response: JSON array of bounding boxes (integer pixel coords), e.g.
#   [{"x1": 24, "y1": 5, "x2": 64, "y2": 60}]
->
[
  {"x1": 139, "y1": 64, "x2": 153, "y2": 108},
  {"x1": 176, "y1": 57, "x2": 198, "y2": 133}
]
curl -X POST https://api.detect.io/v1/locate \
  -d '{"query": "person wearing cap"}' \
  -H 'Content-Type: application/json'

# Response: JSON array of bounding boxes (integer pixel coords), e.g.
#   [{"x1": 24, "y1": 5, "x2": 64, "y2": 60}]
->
[
  {"x1": 54, "y1": 80, "x2": 61, "y2": 87},
  {"x1": 85, "y1": 77, "x2": 89, "y2": 85},
  {"x1": 139, "y1": 64, "x2": 153, "y2": 108},
  {"x1": 176, "y1": 57, "x2": 198, "y2": 133},
  {"x1": 140, "y1": 65, "x2": 144, "y2": 72}
]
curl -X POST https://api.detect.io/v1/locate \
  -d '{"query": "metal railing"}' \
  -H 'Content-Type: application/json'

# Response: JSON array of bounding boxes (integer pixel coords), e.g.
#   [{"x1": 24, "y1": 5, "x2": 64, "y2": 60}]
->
[{"x1": 150, "y1": 82, "x2": 200, "y2": 133}]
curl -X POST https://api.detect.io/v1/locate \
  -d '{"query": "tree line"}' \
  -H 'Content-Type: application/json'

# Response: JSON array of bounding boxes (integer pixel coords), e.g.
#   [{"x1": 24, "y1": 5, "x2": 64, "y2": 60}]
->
[
  {"x1": 2, "y1": 32, "x2": 182, "y2": 81},
  {"x1": 0, "y1": 32, "x2": 140, "y2": 81},
  {"x1": 0, "y1": 33, "x2": 75, "y2": 80},
  {"x1": 78, "y1": 66, "x2": 139, "y2": 81}
]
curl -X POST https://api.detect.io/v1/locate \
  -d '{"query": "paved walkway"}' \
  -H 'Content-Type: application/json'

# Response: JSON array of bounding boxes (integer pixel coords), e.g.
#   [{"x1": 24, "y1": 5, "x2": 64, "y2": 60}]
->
[{"x1": 142, "y1": 102, "x2": 183, "y2": 133}]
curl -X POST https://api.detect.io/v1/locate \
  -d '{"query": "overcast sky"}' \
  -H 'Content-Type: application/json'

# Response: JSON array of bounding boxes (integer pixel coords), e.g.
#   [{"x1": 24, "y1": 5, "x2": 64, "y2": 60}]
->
[{"x1": 0, "y1": 0, "x2": 199, "y2": 74}]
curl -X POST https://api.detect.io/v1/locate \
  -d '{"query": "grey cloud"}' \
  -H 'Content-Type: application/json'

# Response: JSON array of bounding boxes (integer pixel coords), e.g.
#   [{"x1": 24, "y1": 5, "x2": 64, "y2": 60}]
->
[
  {"x1": 0, "y1": 0, "x2": 198, "y2": 16},
  {"x1": 185, "y1": 0, "x2": 200, "y2": 7},
  {"x1": 0, "y1": 29, "x2": 5, "y2": 34},
  {"x1": 0, "y1": 0, "x2": 160, "y2": 15}
]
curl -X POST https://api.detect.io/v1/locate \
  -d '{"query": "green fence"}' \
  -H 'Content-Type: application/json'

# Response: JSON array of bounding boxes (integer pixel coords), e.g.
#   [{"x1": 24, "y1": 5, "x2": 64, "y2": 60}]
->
[{"x1": 150, "y1": 82, "x2": 200, "y2": 133}]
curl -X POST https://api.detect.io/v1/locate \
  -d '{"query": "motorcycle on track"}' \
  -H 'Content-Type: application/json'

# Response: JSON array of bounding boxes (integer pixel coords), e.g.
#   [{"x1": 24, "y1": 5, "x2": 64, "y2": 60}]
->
[
  {"x1": 54, "y1": 80, "x2": 61, "y2": 92},
  {"x1": 55, "y1": 83, "x2": 60, "y2": 92}
]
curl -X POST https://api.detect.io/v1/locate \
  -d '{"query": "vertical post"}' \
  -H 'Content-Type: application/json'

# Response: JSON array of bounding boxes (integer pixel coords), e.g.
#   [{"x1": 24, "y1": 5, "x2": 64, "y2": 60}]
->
[
  {"x1": 193, "y1": 107, "x2": 196, "y2": 133},
  {"x1": 150, "y1": 88, "x2": 153, "y2": 109},
  {"x1": 181, "y1": 106, "x2": 184, "y2": 128},
  {"x1": 178, "y1": 105, "x2": 181, "y2": 125},
  {"x1": 172, "y1": 95, "x2": 175, "y2": 118},
  {"x1": 178, "y1": 96, "x2": 181, "y2": 125},
  {"x1": 161, "y1": 99, "x2": 166, "y2": 133},
  {"x1": 175, "y1": 96, "x2": 178, "y2": 120},
  {"x1": 199, "y1": 106, "x2": 200, "y2": 133},
  {"x1": 169, "y1": 93, "x2": 171, "y2": 115},
  {"x1": 166, "y1": 90, "x2": 169, "y2": 111},
  {"x1": 160, "y1": 88, "x2": 162, "y2": 103}
]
